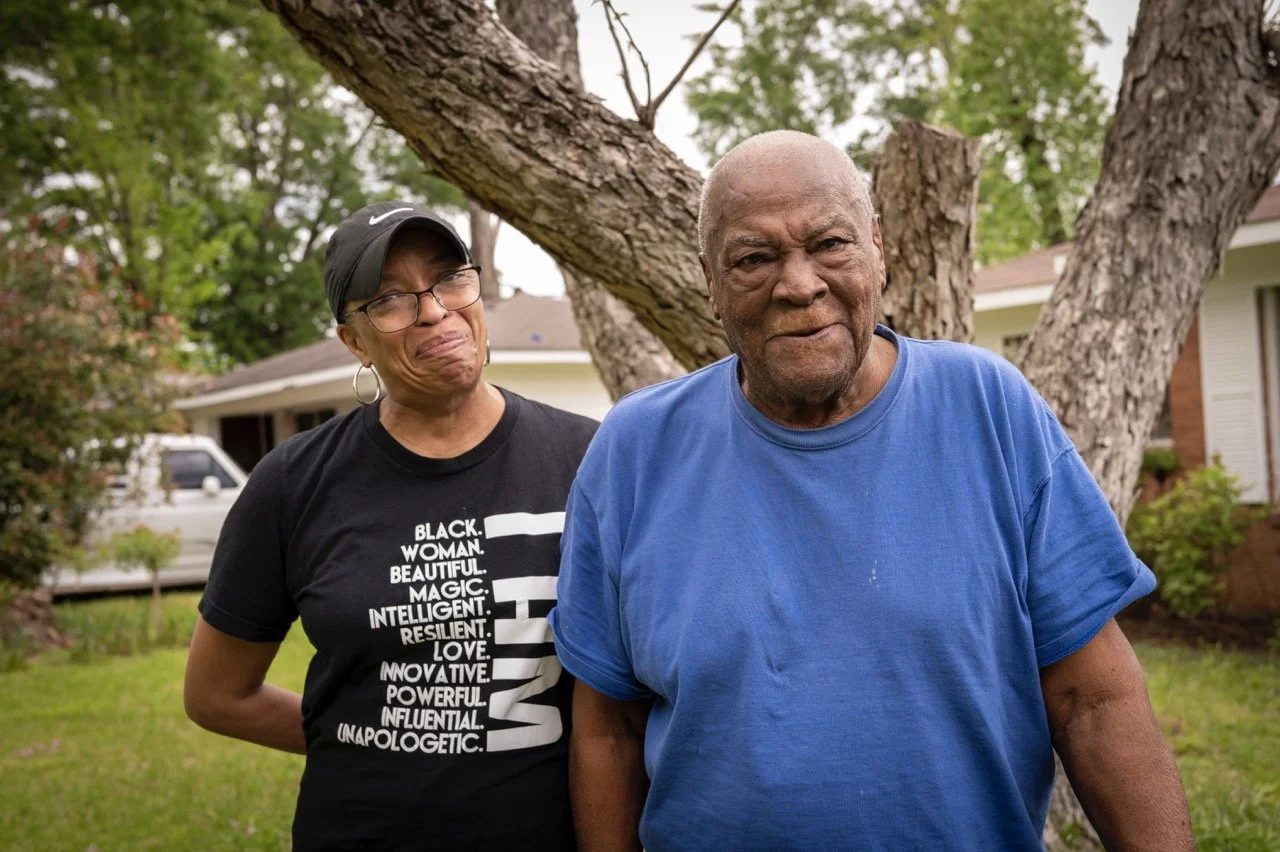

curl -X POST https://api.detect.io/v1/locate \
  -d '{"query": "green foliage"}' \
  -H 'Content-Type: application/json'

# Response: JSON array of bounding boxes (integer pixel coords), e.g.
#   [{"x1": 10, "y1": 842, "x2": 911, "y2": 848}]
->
[
  {"x1": 1141, "y1": 447, "x2": 1183, "y2": 482},
  {"x1": 0, "y1": 237, "x2": 174, "y2": 589},
  {"x1": 54, "y1": 591, "x2": 200, "y2": 661},
  {"x1": 0, "y1": 582, "x2": 34, "y2": 672},
  {"x1": 103, "y1": 524, "x2": 182, "y2": 636},
  {"x1": 685, "y1": 0, "x2": 1110, "y2": 263},
  {"x1": 1138, "y1": 642, "x2": 1280, "y2": 851},
  {"x1": 104, "y1": 526, "x2": 181, "y2": 579},
  {"x1": 1127, "y1": 464, "x2": 1266, "y2": 619},
  {"x1": 0, "y1": 0, "x2": 464, "y2": 368}
]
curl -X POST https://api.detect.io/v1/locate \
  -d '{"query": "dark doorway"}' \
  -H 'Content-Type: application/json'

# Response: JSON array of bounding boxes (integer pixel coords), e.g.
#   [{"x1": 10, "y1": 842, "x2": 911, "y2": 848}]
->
[{"x1": 219, "y1": 414, "x2": 276, "y2": 472}]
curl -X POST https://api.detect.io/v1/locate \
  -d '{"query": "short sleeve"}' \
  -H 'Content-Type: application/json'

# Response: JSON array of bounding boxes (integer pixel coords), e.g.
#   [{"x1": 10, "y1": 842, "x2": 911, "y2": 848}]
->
[
  {"x1": 549, "y1": 480, "x2": 650, "y2": 701},
  {"x1": 1024, "y1": 445, "x2": 1155, "y2": 668},
  {"x1": 198, "y1": 448, "x2": 297, "y2": 642}
]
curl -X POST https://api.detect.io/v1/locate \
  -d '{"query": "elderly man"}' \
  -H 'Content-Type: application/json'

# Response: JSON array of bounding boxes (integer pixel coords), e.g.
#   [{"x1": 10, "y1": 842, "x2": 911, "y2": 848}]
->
[{"x1": 548, "y1": 131, "x2": 1192, "y2": 850}]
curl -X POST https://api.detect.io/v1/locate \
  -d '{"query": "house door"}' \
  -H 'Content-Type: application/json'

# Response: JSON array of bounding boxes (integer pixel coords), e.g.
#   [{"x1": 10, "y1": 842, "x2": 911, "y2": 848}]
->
[{"x1": 219, "y1": 414, "x2": 276, "y2": 473}]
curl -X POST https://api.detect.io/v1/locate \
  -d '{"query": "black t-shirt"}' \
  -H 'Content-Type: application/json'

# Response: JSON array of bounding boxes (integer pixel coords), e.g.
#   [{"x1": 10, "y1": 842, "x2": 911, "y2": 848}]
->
[{"x1": 199, "y1": 389, "x2": 597, "y2": 851}]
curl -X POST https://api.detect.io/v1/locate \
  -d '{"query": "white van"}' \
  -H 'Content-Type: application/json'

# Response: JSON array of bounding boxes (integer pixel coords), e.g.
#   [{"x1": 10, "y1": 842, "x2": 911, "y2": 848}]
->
[{"x1": 47, "y1": 434, "x2": 249, "y2": 595}]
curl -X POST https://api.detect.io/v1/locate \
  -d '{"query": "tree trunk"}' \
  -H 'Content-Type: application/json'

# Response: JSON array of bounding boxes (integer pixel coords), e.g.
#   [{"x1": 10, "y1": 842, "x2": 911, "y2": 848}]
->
[
  {"x1": 561, "y1": 268, "x2": 688, "y2": 397},
  {"x1": 467, "y1": 198, "x2": 502, "y2": 304},
  {"x1": 150, "y1": 571, "x2": 162, "y2": 640},
  {"x1": 261, "y1": 0, "x2": 728, "y2": 371},
  {"x1": 872, "y1": 121, "x2": 981, "y2": 342},
  {"x1": 494, "y1": 0, "x2": 684, "y2": 398},
  {"x1": 1019, "y1": 0, "x2": 1280, "y2": 525}
]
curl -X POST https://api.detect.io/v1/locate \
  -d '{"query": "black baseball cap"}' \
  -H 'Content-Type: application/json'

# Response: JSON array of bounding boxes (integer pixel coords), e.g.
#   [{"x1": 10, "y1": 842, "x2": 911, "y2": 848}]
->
[{"x1": 324, "y1": 201, "x2": 472, "y2": 320}]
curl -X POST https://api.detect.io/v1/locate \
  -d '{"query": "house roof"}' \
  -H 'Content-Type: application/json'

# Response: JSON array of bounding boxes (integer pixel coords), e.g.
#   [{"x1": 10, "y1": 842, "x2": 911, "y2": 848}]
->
[
  {"x1": 199, "y1": 292, "x2": 583, "y2": 395},
  {"x1": 974, "y1": 183, "x2": 1280, "y2": 294}
]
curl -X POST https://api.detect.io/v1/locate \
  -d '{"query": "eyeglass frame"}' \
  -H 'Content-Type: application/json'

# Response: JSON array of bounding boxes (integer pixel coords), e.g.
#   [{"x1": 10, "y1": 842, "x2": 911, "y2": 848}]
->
[{"x1": 340, "y1": 263, "x2": 485, "y2": 332}]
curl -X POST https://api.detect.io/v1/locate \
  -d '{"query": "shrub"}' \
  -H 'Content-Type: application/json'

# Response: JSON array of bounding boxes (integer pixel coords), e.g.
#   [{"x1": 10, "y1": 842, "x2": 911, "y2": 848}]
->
[
  {"x1": 1140, "y1": 447, "x2": 1182, "y2": 483},
  {"x1": 103, "y1": 525, "x2": 182, "y2": 637},
  {"x1": 0, "y1": 235, "x2": 175, "y2": 589},
  {"x1": 1127, "y1": 463, "x2": 1265, "y2": 619},
  {"x1": 54, "y1": 592, "x2": 200, "y2": 662}
]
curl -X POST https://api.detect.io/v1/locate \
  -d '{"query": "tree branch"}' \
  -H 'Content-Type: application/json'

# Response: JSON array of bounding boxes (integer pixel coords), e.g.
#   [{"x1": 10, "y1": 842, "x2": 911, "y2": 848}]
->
[
  {"x1": 600, "y1": 0, "x2": 646, "y2": 119},
  {"x1": 600, "y1": 0, "x2": 740, "y2": 130},
  {"x1": 298, "y1": 112, "x2": 378, "y2": 263},
  {"x1": 646, "y1": 0, "x2": 742, "y2": 124}
]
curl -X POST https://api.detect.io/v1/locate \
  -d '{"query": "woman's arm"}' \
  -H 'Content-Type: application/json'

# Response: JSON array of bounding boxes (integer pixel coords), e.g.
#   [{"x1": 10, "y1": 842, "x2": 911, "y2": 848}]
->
[
  {"x1": 183, "y1": 616, "x2": 306, "y2": 754},
  {"x1": 569, "y1": 681, "x2": 651, "y2": 852}
]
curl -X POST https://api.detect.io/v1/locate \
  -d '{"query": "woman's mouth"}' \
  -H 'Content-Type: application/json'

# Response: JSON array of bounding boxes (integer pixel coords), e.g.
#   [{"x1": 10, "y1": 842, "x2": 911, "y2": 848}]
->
[{"x1": 414, "y1": 332, "x2": 468, "y2": 359}]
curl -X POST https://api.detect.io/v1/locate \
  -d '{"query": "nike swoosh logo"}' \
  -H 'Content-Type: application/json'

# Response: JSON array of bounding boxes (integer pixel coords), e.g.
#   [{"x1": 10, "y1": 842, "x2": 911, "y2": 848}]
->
[{"x1": 369, "y1": 207, "x2": 413, "y2": 225}]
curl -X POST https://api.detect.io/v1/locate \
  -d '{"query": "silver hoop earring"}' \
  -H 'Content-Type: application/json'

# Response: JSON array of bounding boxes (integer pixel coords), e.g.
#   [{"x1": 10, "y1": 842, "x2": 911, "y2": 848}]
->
[
  {"x1": 485, "y1": 339, "x2": 492, "y2": 367},
  {"x1": 352, "y1": 363, "x2": 385, "y2": 405}
]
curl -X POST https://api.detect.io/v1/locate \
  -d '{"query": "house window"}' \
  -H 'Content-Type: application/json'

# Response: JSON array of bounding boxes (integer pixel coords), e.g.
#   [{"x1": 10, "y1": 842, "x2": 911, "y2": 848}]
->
[
  {"x1": 295, "y1": 408, "x2": 337, "y2": 433},
  {"x1": 219, "y1": 414, "x2": 276, "y2": 473},
  {"x1": 1002, "y1": 333, "x2": 1029, "y2": 363}
]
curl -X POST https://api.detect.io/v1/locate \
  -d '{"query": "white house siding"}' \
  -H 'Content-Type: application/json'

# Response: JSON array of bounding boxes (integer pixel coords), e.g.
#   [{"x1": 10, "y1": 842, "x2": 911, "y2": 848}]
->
[
  {"x1": 486, "y1": 361, "x2": 613, "y2": 422},
  {"x1": 972, "y1": 303, "x2": 1043, "y2": 357},
  {"x1": 1201, "y1": 243, "x2": 1276, "y2": 503}
]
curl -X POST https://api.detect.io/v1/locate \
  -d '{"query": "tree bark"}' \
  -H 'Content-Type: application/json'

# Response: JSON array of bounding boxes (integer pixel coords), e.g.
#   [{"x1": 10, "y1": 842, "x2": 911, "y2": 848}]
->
[
  {"x1": 494, "y1": 0, "x2": 684, "y2": 398},
  {"x1": 561, "y1": 267, "x2": 688, "y2": 396},
  {"x1": 872, "y1": 121, "x2": 981, "y2": 342},
  {"x1": 1019, "y1": 0, "x2": 1280, "y2": 525},
  {"x1": 467, "y1": 198, "x2": 502, "y2": 304},
  {"x1": 262, "y1": 0, "x2": 728, "y2": 371}
]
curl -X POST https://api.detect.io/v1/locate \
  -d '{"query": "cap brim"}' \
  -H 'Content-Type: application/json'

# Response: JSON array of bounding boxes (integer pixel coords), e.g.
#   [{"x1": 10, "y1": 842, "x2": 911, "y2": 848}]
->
[{"x1": 344, "y1": 216, "x2": 472, "y2": 305}]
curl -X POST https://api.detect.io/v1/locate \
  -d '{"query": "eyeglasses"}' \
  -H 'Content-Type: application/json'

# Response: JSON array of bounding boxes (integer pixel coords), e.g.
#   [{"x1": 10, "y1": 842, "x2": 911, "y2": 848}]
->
[{"x1": 344, "y1": 264, "x2": 484, "y2": 333}]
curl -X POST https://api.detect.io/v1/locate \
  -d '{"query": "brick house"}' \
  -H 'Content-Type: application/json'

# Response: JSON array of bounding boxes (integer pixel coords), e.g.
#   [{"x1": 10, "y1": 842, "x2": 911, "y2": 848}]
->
[{"x1": 973, "y1": 185, "x2": 1280, "y2": 618}]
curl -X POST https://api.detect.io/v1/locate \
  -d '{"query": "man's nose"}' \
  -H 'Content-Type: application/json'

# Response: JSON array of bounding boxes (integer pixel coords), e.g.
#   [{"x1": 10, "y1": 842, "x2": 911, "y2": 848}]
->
[{"x1": 772, "y1": 253, "x2": 828, "y2": 306}]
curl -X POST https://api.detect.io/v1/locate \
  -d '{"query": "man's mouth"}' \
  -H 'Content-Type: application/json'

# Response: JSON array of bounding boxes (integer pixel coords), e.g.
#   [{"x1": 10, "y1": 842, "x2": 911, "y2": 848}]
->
[{"x1": 777, "y1": 323, "x2": 838, "y2": 340}]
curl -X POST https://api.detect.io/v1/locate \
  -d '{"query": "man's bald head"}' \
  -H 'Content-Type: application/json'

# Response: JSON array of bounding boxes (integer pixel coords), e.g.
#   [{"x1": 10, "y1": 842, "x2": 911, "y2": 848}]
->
[{"x1": 698, "y1": 130, "x2": 873, "y2": 259}]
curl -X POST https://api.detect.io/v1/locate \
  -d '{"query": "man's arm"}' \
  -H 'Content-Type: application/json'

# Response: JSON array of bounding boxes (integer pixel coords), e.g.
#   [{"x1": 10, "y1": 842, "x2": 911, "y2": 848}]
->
[
  {"x1": 570, "y1": 681, "x2": 651, "y2": 852},
  {"x1": 1040, "y1": 619, "x2": 1193, "y2": 850},
  {"x1": 183, "y1": 616, "x2": 306, "y2": 754}
]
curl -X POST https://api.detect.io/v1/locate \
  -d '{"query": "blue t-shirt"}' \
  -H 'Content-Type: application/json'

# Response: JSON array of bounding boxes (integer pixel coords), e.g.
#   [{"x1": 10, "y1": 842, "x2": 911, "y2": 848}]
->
[{"x1": 549, "y1": 325, "x2": 1155, "y2": 850}]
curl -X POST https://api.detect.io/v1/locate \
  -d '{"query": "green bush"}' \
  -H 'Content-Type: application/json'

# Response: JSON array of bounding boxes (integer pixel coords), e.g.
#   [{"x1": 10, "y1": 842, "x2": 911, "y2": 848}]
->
[
  {"x1": 1141, "y1": 447, "x2": 1182, "y2": 483},
  {"x1": 1127, "y1": 464, "x2": 1265, "y2": 619},
  {"x1": 0, "y1": 236, "x2": 175, "y2": 589},
  {"x1": 56, "y1": 592, "x2": 198, "y2": 662},
  {"x1": 103, "y1": 525, "x2": 182, "y2": 637}
]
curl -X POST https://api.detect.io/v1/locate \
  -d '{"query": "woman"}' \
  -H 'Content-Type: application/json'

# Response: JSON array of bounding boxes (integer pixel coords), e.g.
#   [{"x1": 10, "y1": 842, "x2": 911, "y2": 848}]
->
[{"x1": 184, "y1": 201, "x2": 597, "y2": 850}]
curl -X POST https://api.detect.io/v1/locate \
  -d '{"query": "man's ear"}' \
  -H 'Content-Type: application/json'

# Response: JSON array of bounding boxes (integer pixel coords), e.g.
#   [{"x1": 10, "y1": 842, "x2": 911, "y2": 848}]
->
[
  {"x1": 871, "y1": 214, "x2": 887, "y2": 291},
  {"x1": 699, "y1": 254, "x2": 720, "y2": 320},
  {"x1": 336, "y1": 322, "x2": 370, "y2": 366}
]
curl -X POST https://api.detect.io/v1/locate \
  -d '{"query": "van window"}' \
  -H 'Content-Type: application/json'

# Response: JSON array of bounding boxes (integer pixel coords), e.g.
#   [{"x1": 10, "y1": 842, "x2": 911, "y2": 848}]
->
[{"x1": 162, "y1": 450, "x2": 237, "y2": 490}]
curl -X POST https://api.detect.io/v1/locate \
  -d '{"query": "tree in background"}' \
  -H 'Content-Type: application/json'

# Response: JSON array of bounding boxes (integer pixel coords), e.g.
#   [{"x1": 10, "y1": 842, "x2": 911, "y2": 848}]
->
[
  {"x1": 0, "y1": 234, "x2": 174, "y2": 591},
  {"x1": 685, "y1": 0, "x2": 1110, "y2": 263},
  {"x1": 0, "y1": 0, "x2": 462, "y2": 367},
  {"x1": 102, "y1": 525, "x2": 182, "y2": 638}
]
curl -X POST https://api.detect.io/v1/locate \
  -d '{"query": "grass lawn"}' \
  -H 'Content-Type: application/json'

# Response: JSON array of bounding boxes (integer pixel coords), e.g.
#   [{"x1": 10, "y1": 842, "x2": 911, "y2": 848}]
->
[{"x1": 1, "y1": 593, "x2": 1277, "y2": 850}]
